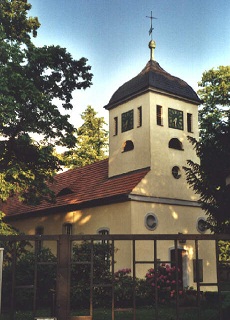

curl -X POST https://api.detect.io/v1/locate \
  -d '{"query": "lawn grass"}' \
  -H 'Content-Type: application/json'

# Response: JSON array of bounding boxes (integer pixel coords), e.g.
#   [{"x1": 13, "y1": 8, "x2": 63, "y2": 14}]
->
[
  {"x1": 0, "y1": 305, "x2": 221, "y2": 320},
  {"x1": 72, "y1": 306, "x2": 219, "y2": 320}
]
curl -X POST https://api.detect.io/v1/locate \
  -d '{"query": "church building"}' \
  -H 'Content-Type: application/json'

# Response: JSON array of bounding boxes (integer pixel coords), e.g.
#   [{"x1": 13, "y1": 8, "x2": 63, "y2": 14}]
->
[{"x1": 3, "y1": 39, "x2": 216, "y2": 287}]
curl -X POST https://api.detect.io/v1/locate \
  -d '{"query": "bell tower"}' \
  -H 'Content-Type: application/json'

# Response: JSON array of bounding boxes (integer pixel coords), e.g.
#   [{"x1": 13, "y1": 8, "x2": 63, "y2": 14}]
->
[{"x1": 104, "y1": 40, "x2": 200, "y2": 200}]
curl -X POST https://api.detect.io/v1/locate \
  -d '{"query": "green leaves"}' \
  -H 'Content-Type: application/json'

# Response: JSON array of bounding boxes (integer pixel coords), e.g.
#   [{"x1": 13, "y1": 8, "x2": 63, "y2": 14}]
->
[
  {"x1": 0, "y1": 0, "x2": 40, "y2": 43},
  {"x1": 0, "y1": 211, "x2": 18, "y2": 235},
  {"x1": 185, "y1": 66, "x2": 230, "y2": 234},
  {"x1": 0, "y1": 134, "x2": 60, "y2": 203},
  {"x1": 26, "y1": 45, "x2": 92, "y2": 107},
  {"x1": 63, "y1": 106, "x2": 108, "y2": 169},
  {"x1": 0, "y1": 1, "x2": 93, "y2": 204},
  {"x1": 198, "y1": 66, "x2": 230, "y2": 139},
  {"x1": 198, "y1": 66, "x2": 230, "y2": 107}
]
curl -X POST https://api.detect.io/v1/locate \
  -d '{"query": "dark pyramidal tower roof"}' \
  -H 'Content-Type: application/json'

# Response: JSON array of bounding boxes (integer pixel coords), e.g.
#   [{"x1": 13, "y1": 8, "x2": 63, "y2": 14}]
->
[{"x1": 105, "y1": 41, "x2": 201, "y2": 110}]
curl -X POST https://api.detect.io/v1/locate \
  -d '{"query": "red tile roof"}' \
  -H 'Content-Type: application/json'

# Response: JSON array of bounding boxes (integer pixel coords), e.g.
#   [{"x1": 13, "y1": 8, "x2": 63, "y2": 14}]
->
[{"x1": 4, "y1": 159, "x2": 150, "y2": 218}]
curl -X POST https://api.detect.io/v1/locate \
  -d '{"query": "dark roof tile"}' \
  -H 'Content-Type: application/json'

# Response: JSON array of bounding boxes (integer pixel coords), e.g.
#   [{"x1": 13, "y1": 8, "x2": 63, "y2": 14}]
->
[{"x1": 105, "y1": 60, "x2": 201, "y2": 109}]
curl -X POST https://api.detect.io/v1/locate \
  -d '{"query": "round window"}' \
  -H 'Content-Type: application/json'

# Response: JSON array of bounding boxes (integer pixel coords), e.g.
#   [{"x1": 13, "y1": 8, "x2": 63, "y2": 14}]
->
[
  {"x1": 197, "y1": 218, "x2": 207, "y2": 233},
  {"x1": 145, "y1": 213, "x2": 158, "y2": 231},
  {"x1": 172, "y1": 166, "x2": 181, "y2": 179}
]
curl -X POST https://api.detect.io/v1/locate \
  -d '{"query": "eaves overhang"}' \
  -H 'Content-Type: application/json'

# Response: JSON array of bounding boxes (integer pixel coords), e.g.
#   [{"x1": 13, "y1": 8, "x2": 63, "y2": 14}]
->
[
  {"x1": 105, "y1": 86, "x2": 201, "y2": 110},
  {"x1": 104, "y1": 60, "x2": 201, "y2": 110},
  {"x1": 4, "y1": 194, "x2": 131, "y2": 222}
]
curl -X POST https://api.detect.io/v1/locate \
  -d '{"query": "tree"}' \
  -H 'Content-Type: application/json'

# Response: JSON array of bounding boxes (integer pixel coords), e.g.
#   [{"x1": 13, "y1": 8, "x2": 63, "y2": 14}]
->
[
  {"x1": 0, "y1": 0, "x2": 93, "y2": 204},
  {"x1": 198, "y1": 66, "x2": 230, "y2": 139},
  {"x1": 184, "y1": 66, "x2": 230, "y2": 234},
  {"x1": 63, "y1": 106, "x2": 108, "y2": 168}
]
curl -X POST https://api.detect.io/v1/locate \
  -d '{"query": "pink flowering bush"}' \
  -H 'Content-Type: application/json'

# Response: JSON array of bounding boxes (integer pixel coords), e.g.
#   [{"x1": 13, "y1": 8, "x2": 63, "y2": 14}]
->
[
  {"x1": 114, "y1": 268, "x2": 132, "y2": 279},
  {"x1": 145, "y1": 263, "x2": 183, "y2": 303},
  {"x1": 114, "y1": 265, "x2": 184, "y2": 307}
]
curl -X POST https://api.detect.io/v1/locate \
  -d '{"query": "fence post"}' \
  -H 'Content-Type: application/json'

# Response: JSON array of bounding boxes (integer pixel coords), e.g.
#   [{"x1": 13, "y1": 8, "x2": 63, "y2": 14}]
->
[
  {"x1": 56, "y1": 235, "x2": 71, "y2": 320},
  {"x1": 0, "y1": 248, "x2": 3, "y2": 314}
]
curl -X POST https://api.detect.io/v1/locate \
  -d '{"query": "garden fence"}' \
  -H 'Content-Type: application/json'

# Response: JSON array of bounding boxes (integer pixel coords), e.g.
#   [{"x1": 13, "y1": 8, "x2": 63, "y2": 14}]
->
[{"x1": 0, "y1": 233, "x2": 229, "y2": 320}]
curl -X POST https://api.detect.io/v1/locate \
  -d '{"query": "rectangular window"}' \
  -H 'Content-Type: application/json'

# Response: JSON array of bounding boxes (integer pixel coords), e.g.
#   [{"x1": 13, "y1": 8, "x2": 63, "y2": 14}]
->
[
  {"x1": 113, "y1": 117, "x2": 118, "y2": 135},
  {"x1": 156, "y1": 105, "x2": 163, "y2": 126},
  {"x1": 187, "y1": 113, "x2": 192, "y2": 132},
  {"x1": 137, "y1": 106, "x2": 142, "y2": 127}
]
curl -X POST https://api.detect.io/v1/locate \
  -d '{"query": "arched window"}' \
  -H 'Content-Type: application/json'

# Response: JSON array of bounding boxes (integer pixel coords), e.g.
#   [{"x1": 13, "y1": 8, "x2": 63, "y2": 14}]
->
[
  {"x1": 123, "y1": 140, "x2": 134, "y2": 152},
  {"x1": 97, "y1": 228, "x2": 110, "y2": 264},
  {"x1": 169, "y1": 138, "x2": 183, "y2": 150},
  {"x1": 63, "y1": 223, "x2": 72, "y2": 235},
  {"x1": 98, "y1": 228, "x2": 110, "y2": 244}
]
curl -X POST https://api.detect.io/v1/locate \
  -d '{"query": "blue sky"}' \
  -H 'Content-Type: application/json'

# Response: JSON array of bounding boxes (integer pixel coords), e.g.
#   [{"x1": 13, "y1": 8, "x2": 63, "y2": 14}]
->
[{"x1": 30, "y1": 0, "x2": 230, "y2": 127}]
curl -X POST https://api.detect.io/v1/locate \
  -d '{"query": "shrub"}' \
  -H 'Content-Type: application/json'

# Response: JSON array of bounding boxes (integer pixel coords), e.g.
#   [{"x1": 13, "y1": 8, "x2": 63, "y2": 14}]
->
[
  {"x1": 71, "y1": 241, "x2": 114, "y2": 308},
  {"x1": 219, "y1": 240, "x2": 230, "y2": 264},
  {"x1": 145, "y1": 263, "x2": 182, "y2": 304},
  {"x1": 113, "y1": 268, "x2": 154, "y2": 307},
  {"x1": 2, "y1": 247, "x2": 56, "y2": 311},
  {"x1": 114, "y1": 268, "x2": 133, "y2": 307}
]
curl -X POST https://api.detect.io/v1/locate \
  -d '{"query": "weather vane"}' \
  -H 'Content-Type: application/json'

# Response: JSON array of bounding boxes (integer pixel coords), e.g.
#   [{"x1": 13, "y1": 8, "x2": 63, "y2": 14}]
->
[{"x1": 146, "y1": 11, "x2": 157, "y2": 40}]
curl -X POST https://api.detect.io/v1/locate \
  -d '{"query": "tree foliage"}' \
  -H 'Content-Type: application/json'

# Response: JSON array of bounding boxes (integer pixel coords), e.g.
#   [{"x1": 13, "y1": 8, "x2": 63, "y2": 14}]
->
[
  {"x1": 0, "y1": 0, "x2": 93, "y2": 204},
  {"x1": 184, "y1": 66, "x2": 230, "y2": 233},
  {"x1": 0, "y1": 0, "x2": 40, "y2": 43},
  {"x1": 0, "y1": 211, "x2": 31, "y2": 272},
  {"x1": 63, "y1": 106, "x2": 108, "y2": 168},
  {"x1": 0, "y1": 211, "x2": 18, "y2": 236},
  {"x1": 198, "y1": 66, "x2": 230, "y2": 139}
]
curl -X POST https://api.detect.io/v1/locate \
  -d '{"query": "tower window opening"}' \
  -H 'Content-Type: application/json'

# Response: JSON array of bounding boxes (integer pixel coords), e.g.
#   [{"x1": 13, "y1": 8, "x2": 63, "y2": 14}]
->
[
  {"x1": 187, "y1": 113, "x2": 193, "y2": 132},
  {"x1": 169, "y1": 138, "x2": 183, "y2": 150},
  {"x1": 123, "y1": 140, "x2": 134, "y2": 152},
  {"x1": 114, "y1": 117, "x2": 118, "y2": 136},
  {"x1": 156, "y1": 105, "x2": 163, "y2": 126},
  {"x1": 137, "y1": 106, "x2": 142, "y2": 127}
]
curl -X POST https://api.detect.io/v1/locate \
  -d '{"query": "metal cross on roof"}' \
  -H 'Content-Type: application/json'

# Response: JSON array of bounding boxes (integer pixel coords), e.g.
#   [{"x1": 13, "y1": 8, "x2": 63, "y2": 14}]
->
[{"x1": 146, "y1": 11, "x2": 157, "y2": 39}]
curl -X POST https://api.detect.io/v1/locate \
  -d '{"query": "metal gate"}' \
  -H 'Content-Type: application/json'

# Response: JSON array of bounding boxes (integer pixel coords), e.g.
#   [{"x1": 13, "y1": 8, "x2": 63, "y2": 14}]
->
[{"x1": 0, "y1": 233, "x2": 229, "y2": 320}]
